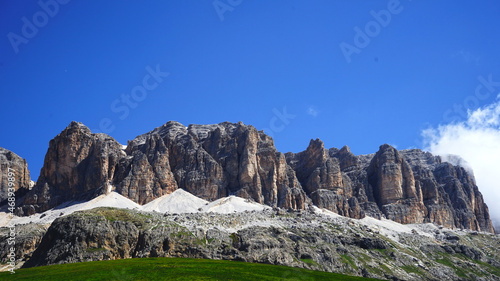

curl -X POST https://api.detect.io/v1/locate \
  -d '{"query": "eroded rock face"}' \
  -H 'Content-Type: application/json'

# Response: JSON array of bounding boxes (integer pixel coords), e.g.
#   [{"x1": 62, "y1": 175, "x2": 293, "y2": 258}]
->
[
  {"x1": 368, "y1": 144, "x2": 419, "y2": 205},
  {"x1": 17, "y1": 121, "x2": 309, "y2": 214},
  {"x1": 16, "y1": 122, "x2": 124, "y2": 215},
  {"x1": 286, "y1": 143, "x2": 494, "y2": 232},
  {"x1": 114, "y1": 128, "x2": 179, "y2": 205},
  {"x1": 286, "y1": 140, "x2": 363, "y2": 218},
  {"x1": 115, "y1": 121, "x2": 309, "y2": 209},
  {"x1": 335, "y1": 145, "x2": 359, "y2": 171},
  {"x1": 433, "y1": 163, "x2": 493, "y2": 232},
  {"x1": 0, "y1": 148, "x2": 31, "y2": 202},
  {"x1": 367, "y1": 144, "x2": 427, "y2": 224},
  {"x1": 0, "y1": 224, "x2": 47, "y2": 266},
  {"x1": 401, "y1": 149, "x2": 493, "y2": 232},
  {"x1": 22, "y1": 213, "x2": 141, "y2": 267},
  {"x1": 12, "y1": 121, "x2": 495, "y2": 232}
]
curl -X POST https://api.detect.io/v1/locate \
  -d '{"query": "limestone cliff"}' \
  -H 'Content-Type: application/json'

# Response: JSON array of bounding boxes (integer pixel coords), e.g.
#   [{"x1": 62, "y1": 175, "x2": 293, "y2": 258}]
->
[
  {"x1": 16, "y1": 122, "x2": 124, "y2": 215},
  {"x1": 9, "y1": 121, "x2": 495, "y2": 232},
  {"x1": 16, "y1": 121, "x2": 309, "y2": 215},
  {"x1": 0, "y1": 148, "x2": 31, "y2": 202},
  {"x1": 114, "y1": 121, "x2": 308, "y2": 209},
  {"x1": 286, "y1": 142, "x2": 494, "y2": 232}
]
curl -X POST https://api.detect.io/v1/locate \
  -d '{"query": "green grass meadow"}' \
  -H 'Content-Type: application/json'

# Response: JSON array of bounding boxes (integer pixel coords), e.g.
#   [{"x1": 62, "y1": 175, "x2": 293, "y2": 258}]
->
[{"x1": 0, "y1": 257, "x2": 382, "y2": 280}]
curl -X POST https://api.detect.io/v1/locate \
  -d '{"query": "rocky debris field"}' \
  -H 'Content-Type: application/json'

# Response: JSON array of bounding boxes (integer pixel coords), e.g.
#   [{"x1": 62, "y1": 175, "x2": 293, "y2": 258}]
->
[{"x1": 1, "y1": 207, "x2": 499, "y2": 281}]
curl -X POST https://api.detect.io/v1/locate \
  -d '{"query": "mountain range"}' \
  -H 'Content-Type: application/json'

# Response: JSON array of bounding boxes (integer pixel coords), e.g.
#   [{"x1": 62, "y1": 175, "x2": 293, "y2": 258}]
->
[
  {"x1": 1, "y1": 121, "x2": 499, "y2": 280},
  {"x1": 5, "y1": 121, "x2": 494, "y2": 233}
]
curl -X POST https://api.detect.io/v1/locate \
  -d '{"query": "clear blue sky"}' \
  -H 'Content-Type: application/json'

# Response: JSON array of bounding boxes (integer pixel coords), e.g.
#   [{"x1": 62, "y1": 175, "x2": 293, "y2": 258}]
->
[{"x1": 1, "y1": 0, "x2": 500, "y2": 181}]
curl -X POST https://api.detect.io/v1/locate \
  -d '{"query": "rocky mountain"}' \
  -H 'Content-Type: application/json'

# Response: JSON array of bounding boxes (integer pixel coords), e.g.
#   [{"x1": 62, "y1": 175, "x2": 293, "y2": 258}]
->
[
  {"x1": 8, "y1": 121, "x2": 496, "y2": 233},
  {"x1": 15, "y1": 122, "x2": 124, "y2": 216},
  {"x1": 286, "y1": 140, "x2": 494, "y2": 233},
  {"x1": 0, "y1": 147, "x2": 32, "y2": 203},
  {"x1": 16, "y1": 121, "x2": 308, "y2": 216}
]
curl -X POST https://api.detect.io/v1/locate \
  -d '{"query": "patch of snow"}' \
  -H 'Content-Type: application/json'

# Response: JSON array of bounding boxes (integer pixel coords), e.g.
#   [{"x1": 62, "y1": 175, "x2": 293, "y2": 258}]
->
[
  {"x1": 311, "y1": 206, "x2": 342, "y2": 219},
  {"x1": 78, "y1": 192, "x2": 141, "y2": 211},
  {"x1": 0, "y1": 188, "x2": 468, "y2": 244},
  {"x1": 1, "y1": 188, "x2": 275, "y2": 227},
  {"x1": 121, "y1": 145, "x2": 127, "y2": 150},
  {"x1": 142, "y1": 191, "x2": 270, "y2": 215},
  {"x1": 357, "y1": 216, "x2": 434, "y2": 242},
  {"x1": 408, "y1": 222, "x2": 441, "y2": 235},
  {"x1": 359, "y1": 216, "x2": 413, "y2": 238},
  {"x1": 0, "y1": 192, "x2": 140, "y2": 227},
  {"x1": 200, "y1": 196, "x2": 271, "y2": 214},
  {"x1": 311, "y1": 206, "x2": 435, "y2": 242},
  {"x1": 143, "y1": 189, "x2": 208, "y2": 213}
]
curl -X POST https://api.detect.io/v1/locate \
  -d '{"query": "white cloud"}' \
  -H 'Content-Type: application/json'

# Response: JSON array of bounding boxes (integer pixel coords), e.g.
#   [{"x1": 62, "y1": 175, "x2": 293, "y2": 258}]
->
[
  {"x1": 422, "y1": 97, "x2": 500, "y2": 231},
  {"x1": 307, "y1": 106, "x2": 319, "y2": 117}
]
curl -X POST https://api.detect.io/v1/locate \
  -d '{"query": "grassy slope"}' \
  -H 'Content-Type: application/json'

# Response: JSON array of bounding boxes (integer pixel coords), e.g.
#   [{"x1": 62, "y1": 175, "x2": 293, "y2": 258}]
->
[{"x1": 0, "y1": 257, "x2": 382, "y2": 281}]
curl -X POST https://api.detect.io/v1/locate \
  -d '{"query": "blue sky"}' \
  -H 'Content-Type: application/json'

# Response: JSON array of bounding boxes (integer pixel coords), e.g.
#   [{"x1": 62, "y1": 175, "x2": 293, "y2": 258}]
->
[{"x1": 1, "y1": 0, "x2": 500, "y2": 190}]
